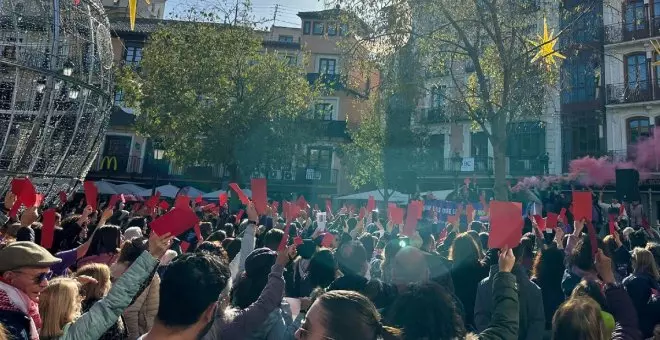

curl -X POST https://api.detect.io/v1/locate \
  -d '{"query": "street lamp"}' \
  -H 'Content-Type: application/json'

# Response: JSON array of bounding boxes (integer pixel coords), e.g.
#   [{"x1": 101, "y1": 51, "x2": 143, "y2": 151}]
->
[
  {"x1": 63, "y1": 60, "x2": 75, "y2": 77},
  {"x1": 152, "y1": 146, "x2": 165, "y2": 196}
]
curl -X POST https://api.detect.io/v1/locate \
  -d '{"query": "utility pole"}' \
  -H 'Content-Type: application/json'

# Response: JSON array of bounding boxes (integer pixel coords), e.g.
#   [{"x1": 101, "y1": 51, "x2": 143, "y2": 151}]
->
[
  {"x1": 233, "y1": 0, "x2": 239, "y2": 25},
  {"x1": 272, "y1": 4, "x2": 279, "y2": 26}
]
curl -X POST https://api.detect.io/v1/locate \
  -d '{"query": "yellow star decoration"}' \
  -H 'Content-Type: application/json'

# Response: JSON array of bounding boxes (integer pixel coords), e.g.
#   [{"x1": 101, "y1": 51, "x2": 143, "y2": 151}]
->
[
  {"x1": 651, "y1": 40, "x2": 660, "y2": 66},
  {"x1": 529, "y1": 17, "x2": 565, "y2": 69},
  {"x1": 129, "y1": 0, "x2": 151, "y2": 31}
]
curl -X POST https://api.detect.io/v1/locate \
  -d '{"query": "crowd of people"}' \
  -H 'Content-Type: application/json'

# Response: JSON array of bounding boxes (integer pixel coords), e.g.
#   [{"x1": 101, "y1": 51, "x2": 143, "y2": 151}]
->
[{"x1": 0, "y1": 185, "x2": 660, "y2": 340}]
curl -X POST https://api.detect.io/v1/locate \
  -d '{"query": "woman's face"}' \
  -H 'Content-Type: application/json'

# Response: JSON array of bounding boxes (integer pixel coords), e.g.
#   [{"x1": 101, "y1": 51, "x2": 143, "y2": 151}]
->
[{"x1": 295, "y1": 300, "x2": 329, "y2": 340}]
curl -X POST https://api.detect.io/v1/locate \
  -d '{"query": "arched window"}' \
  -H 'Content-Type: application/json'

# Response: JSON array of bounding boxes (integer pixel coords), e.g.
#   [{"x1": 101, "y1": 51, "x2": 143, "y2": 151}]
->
[
  {"x1": 626, "y1": 53, "x2": 649, "y2": 88},
  {"x1": 627, "y1": 117, "x2": 651, "y2": 144}
]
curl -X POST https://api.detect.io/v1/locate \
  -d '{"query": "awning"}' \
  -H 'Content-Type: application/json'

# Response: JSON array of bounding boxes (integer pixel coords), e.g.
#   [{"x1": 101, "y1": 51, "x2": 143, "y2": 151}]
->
[
  {"x1": 336, "y1": 189, "x2": 409, "y2": 203},
  {"x1": 137, "y1": 184, "x2": 180, "y2": 198}
]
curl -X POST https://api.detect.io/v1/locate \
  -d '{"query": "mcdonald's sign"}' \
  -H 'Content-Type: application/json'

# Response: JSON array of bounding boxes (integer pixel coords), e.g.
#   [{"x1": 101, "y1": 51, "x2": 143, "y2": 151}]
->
[{"x1": 99, "y1": 156, "x2": 118, "y2": 171}]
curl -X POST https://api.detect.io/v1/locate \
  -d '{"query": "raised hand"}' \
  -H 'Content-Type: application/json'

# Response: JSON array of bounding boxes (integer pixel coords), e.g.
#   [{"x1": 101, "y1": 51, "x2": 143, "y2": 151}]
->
[
  {"x1": 148, "y1": 232, "x2": 174, "y2": 259},
  {"x1": 498, "y1": 246, "x2": 515, "y2": 273}
]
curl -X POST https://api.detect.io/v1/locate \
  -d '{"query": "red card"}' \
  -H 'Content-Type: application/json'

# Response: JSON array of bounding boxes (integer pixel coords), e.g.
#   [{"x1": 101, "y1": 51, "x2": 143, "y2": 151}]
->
[
  {"x1": 547, "y1": 213, "x2": 559, "y2": 229},
  {"x1": 325, "y1": 200, "x2": 332, "y2": 213},
  {"x1": 159, "y1": 201, "x2": 170, "y2": 210},
  {"x1": 293, "y1": 236, "x2": 303, "y2": 246},
  {"x1": 288, "y1": 202, "x2": 300, "y2": 222},
  {"x1": 132, "y1": 203, "x2": 142, "y2": 213},
  {"x1": 41, "y1": 208, "x2": 56, "y2": 249},
  {"x1": 195, "y1": 195, "x2": 203, "y2": 204},
  {"x1": 229, "y1": 183, "x2": 250, "y2": 205},
  {"x1": 175, "y1": 195, "x2": 190, "y2": 209},
  {"x1": 415, "y1": 201, "x2": 424, "y2": 219},
  {"x1": 108, "y1": 195, "x2": 120, "y2": 209},
  {"x1": 17, "y1": 177, "x2": 38, "y2": 207},
  {"x1": 488, "y1": 201, "x2": 523, "y2": 249},
  {"x1": 272, "y1": 201, "x2": 280, "y2": 213},
  {"x1": 586, "y1": 221, "x2": 598, "y2": 255},
  {"x1": 572, "y1": 191, "x2": 593, "y2": 222},
  {"x1": 180, "y1": 241, "x2": 191, "y2": 253},
  {"x1": 366, "y1": 195, "x2": 376, "y2": 212},
  {"x1": 321, "y1": 232, "x2": 335, "y2": 247},
  {"x1": 219, "y1": 193, "x2": 228, "y2": 206},
  {"x1": 358, "y1": 207, "x2": 366, "y2": 220},
  {"x1": 609, "y1": 221, "x2": 617, "y2": 235},
  {"x1": 532, "y1": 215, "x2": 546, "y2": 233},
  {"x1": 83, "y1": 181, "x2": 98, "y2": 210},
  {"x1": 403, "y1": 203, "x2": 421, "y2": 236},
  {"x1": 235, "y1": 209, "x2": 244, "y2": 224},
  {"x1": 202, "y1": 203, "x2": 216, "y2": 211},
  {"x1": 150, "y1": 207, "x2": 200, "y2": 236},
  {"x1": 466, "y1": 204, "x2": 475, "y2": 221},
  {"x1": 559, "y1": 208, "x2": 567, "y2": 223},
  {"x1": 58, "y1": 191, "x2": 68, "y2": 204},
  {"x1": 283, "y1": 201, "x2": 292, "y2": 221},
  {"x1": 194, "y1": 223, "x2": 203, "y2": 241},
  {"x1": 145, "y1": 192, "x2": 161, "y2": 209},
  {"x1": 390, "y1": 207, "x2": 404, "y2": 225},
  {"x1": 278, "y1": 223, "x2": 291, "y2": 251},
  {"x1": 446, "y1": 215, "x2": 458, "y2": 225},
  {"x1": 251, "y1": 178, "x2": 268, "y2": 215},
  {"x1": 10, "y1": 178, "x2": 26, "y2": 195},
  {"x1": 120, "y1": 194, "x2": 126, "y2": 203},
  {"x1": 297, "y1": 196, "x2": 309, "y2": 211}
]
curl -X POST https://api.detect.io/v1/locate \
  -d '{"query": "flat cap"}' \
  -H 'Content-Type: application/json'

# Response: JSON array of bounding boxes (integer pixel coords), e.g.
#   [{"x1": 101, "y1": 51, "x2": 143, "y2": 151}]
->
[{"x1": 0, "y1": 242, "x2": 61, "y2": 272}]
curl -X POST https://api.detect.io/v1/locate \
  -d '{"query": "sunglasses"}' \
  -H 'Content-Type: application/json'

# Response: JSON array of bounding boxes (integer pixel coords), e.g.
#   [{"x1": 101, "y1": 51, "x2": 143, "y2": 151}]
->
[{"x1": 14, "y1": 270, "x2": 53, "y2": 284}]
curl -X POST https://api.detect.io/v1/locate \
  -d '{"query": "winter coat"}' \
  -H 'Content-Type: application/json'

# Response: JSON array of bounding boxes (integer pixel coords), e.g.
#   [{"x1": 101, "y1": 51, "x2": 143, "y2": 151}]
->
[
  {"x1": 530, "y1": 277, "x2": 565, "y2": 331},
  {"x1": 473, "y1": 272, "x2": 520, "y2": 340},
  {"x1": 327, "y1": 274, "x2": 399, "y2": 310},
  {"x1": 110, "y1": 262, "x2": 160, "y2": 340},
  {"x1": 451, "y1": 261, "x2": 489, "y2": 329},
  {"x1": 47, "y1": 251, "x2": 159, "y2": 340},
  {"x1": 606, "y1": 283, "x2": 643, "y2": 340},
  {"x1": 81, "y1": 298, "x2": 127, "y2": 340},
  {"x1": 561, "y1": 265, "x2": 600, "y2": 297},
  {"x1": 244, "y1": 298, "x2": 303, "y2": 340},
  {"x1": 475, "y1": 265, "x2": 545, "y2": 340},
  {"x1": 622, "y1": 272, "x2": 660, "y2": 338}
]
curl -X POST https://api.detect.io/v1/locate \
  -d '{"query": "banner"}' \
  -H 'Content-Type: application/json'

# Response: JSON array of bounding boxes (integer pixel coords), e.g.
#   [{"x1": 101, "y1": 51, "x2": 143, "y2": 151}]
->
[{"x1": 423, "y1": 199, "x2": 487, "y2": 222}]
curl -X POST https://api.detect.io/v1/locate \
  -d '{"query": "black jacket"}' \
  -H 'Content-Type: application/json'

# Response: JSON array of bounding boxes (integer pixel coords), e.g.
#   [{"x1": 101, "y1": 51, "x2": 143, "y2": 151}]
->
[{"x1": 0, "y1": 309, "x2": 31, "y2": 340}]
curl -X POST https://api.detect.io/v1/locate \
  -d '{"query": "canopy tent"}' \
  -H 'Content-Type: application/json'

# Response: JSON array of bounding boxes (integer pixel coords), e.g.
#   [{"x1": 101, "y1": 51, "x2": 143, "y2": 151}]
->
[
  {"x1": 76, "y1": 181, "x2": 119, "y2": 195},
  {"x1": 178, "y1": 186, "x2": 206, "y2": 198},
  {"x1": 137, "y1": 184, "x2": 180, "y2": 198},
  {"x1": 202, "y1": 188, "x2": 264, "y2": 201},
  {"x1": 336, "y1": 190, "x2": 409, "y2": 203},
  {"x1": 422, "y1": 190, "x2": 454, "y2": 200},
  {"x1": 115, "y1": 183, "x2": 148, "y2": 195}
]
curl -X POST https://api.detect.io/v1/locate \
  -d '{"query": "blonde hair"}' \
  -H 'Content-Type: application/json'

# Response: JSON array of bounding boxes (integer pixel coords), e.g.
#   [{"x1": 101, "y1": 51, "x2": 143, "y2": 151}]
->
[
  {"x1": 0, "y1": 323, "x2": 8, "y2": 340},
  {"x1": 76, "y1": 263, "x2": 111, "y2": 300},
  {"x1": 39, "y1": 278, "x2": 82, "y2": 338},
  {"x1": 552, "y1": 297, "x2": 606, "y2": 340},
  {"x1": 632, "y1": 247, "x2": 660, "y2": 280}
]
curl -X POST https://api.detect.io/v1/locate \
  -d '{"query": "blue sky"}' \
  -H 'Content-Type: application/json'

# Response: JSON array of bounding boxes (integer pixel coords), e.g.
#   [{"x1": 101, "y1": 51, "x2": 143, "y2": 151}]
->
[{"x1": 165, "y1": 0, "x2": 325, "y2": 27}]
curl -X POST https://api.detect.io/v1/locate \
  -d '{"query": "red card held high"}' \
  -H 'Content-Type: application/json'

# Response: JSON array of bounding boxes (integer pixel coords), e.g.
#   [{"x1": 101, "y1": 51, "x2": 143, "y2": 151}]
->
[
  {"x1": 403, "y1": 202, "x2": 421, "y2": 236},
  {"x1": 108, "y1": 195, "x2": 120, "y2": 209},
  {"x1": 278, "y1": 223, "x2": 291, "y2": 251},
  {"x1": 83, "y1": 181, "x2": 98, "y2": 210},
  {"x1": 150, "y1": 207, "x2": 200, "y2": 237},
  {"x1": 547, "y1": 213, "x2": 559, "y2": 229},
  {"x1": 572, "y1": 191, "x2": 593, "y2": 222},
  {"x1": 488, "y1": 201, "x2": 523, "y2": 249},
  {"x1": 219, "y1": 193, "x2": 228, "y2": 206},
  {"x1": 175, "y1": 195, "x2": 190, "y2": 209},
  {"x1": 366, "y1": 195, "x2": 376, "y2": 212},
  {"x1": 58, "y1": 191, "x2": 68, "y2": 204},
  {"x1": 41, "y1": 208, "x2": 57, "y2": 249},
  {"x1": 235, "y1": 209, "x2": 244, "y2": 224},
  {"x1": 532, "y1": 215, "x2": 546, "y2": 233},
  {"x1": 145, "y1": 192, "x2": 161, "y2": 209},
  {"x1": 229, "y1": 183, "x2": 250, "y2": 205},
  {"x1": 390, "y1": 207, "x2": 404, "y2": 225},
  {"x1": 251, "y1": 178, "x2": 268, "y2": 215},
  {"x1": 159, "y1": 201, "x2": 170, "y2": 211}
]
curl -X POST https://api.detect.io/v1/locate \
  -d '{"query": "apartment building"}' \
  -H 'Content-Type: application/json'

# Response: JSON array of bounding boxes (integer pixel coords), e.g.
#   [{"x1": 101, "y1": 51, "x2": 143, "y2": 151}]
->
[{"x1": 87, "y1": 7, "x2": 372, "y2": 202}]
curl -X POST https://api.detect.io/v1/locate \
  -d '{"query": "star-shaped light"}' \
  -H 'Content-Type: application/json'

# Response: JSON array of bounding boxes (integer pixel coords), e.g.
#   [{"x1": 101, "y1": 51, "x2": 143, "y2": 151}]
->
[{"x1": 529, "y1": 17, "x2": 565, "y2": 69}]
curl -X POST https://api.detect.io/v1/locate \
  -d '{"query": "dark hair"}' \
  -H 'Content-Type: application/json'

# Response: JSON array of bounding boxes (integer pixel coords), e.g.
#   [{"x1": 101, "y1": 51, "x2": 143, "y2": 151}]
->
[
  {"x1": 450, "y1": 232, "x2": 482, "y2": 267},
  {"x1": 470, "y1": 221, "x2": 484, "y2": 233},
  {"x1": 221, "y1": 223, "x2": 235, "y2": 238},
  {"x1": 629, "y1": 229, "x2": 648, "y2": 249},
  {"x1": 532, "y1": 246, "x2": 565, "y2": 288},
  {"x1": 157, "y1": 253, "x2": 230, "y2": 327},
  {"x1": 195, "y1": 241, "x2": 228, "y2": 262},
  {"x1": 478, "y1": 232, "x2": 489, "y2": 251},
  {"x1": 336, "y1": 241, "x2": 368, "y2": 276},
  {"x1": 317, "y1": 290, "x2": 401, "y2": 340},
  {"x1": 225, "y1": 238, "x2": 241, "y2": 263},
  {"x1": 647, "y1": 242, "x2": 660, "y2": 268},
  {"x1": 571, "y1": 279, "x2": 608, "y2": 311},
  {"x1": 263, "y1": 228, "x2": 284, "y2": 251},
  {"x1": 199, "y1": 222, "x2": 213, "y2": 240},
  {"x1": 230, "y1": 249, "x2": 276, "y2": 309},
  {"x1": 118, "y1": 237, "x2": 148, "y2": 263},
  {"x1": 346, "y1": 218, "x2": 358, "y2": 231},
  {"x1": 206, "y1": 230, "x2": 227, "y2": 243},
  {"x1": 308, "y1": 248, "x2": 337, "y2": 289},
  {"x1": 568, "y1": 235, "x2": 603, "y2": 271},
  {"x1": 385, "y1": 282, "x2": 466, "y2": 340},
  {"x1": 359, "y1": 234, "x2": 377, "y2": 259},
  {"x1": 126, "y1": 217, "x2": 147, "y2": 230},
  {"x1": 86, "y1": 225, "x2": 121, "y2": 257}
]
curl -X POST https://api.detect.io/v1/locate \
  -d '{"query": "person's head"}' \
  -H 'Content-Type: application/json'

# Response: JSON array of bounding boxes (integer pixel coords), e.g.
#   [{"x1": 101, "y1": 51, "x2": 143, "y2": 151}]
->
[
  {"x1": 296, "y1": 290, "x2": 401, "y2": 340},
  {"x1": 39, "y1": 278, "x2": 82, "y2": 338},
  {"x1": 552, "y1": 297, "x2": 606, "y2": 340},
  {"x1": 16, "y1": 226, "x2": 35, "y2": 242},
  {"x1": 86, "y1": 225, "x2": 121, "y2": 256},
  {"x1": 118, "y1": 237, "x2": 148, "y2": 264},
  {"x1": 469, "y1": 221, "x2": 484, "y2": 233},
  {"x1": 359, "y1": 234, "x2": 377, "y2": 258},
  {"x1": 307, "y1": 248, "x2": 337, "y2": 289},
  {"x1": 568, "y1": 235, "x2": 602, "y2": 272},
  {"x1": 532, "y1": 246, "x2": 566, "y2": 287},
  {"x1": 221, "y1": 223, "x2": 235, "y2": 238},
  {"x1": 646, "y1": 242, "x2": 660, "y2": 268},
  {"x1": 466, "y1": 230, "x2": 483, "y2": 254},
  {"x1": 126, "y1": 216, "x2": 147, "y2": 232},
  {"x1": 195, "y1": 241, "x2": 228, "y2": 262},
  {"x1": 336, "y1": 241, "x2": 368, "y2": 277},
  {"x1": 385, "y1": 282, "x2": 466, "y2": 340},
  {"x1": 449, "y1": 232, "x2": 482, "y2": 266},
  {"x1": 478, "y1": 232, "x2": 489, "y2": 251},
  {"x1": 231, "y1": 248, "x2": 276, "y2": 309},
  {"x1": 263, "y1": 228, "x2": 285, "y2": 251},
  {"x1": 199, "y1": 222, "x2": 213, "y2": 240},
  {"x1": 391, "y1": 246, "x2": 429, "y2": 285},
  {"x1": 419, "y1": 232, "x2": 435, "y2": 253},
  {"x1": 206, "y1": 230, "x2": 227, "y2": 243},
  {"x1": 225, "y1": 238, "x2": 241, "y2": 262},
  {"x1": 76, "y1": 263, "x2": 111, "y2": 300},
  {"x1": 629, "y1": 229, "x2": 648, "y2": 249},
  {"x1": 0, "y1": 241, "x2": 61, "y2": 301},
  {"x1": 123, "y1": 226, "x2": 143, "y2": 241},
  {"x1": 571, "y1": 279, "x2": 607, "y2": 311},
  {"x1": 631, "y1": 247, "x2": 660, "y2": 280},
  {"x1": 156, "y1": 252, "x2": 230, "y2": 335}
]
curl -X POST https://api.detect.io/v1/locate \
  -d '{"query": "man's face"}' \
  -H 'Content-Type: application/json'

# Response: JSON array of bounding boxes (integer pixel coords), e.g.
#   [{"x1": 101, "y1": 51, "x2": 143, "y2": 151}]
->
[{"x1": 3, "y1": 267, "x2": 52, "y2": 302}]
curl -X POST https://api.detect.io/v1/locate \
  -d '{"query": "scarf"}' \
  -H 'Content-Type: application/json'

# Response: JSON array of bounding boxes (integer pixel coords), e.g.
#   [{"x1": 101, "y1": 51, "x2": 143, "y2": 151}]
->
[{"x1": 0, "y1": 280, "x2": 40, "y2": 340}]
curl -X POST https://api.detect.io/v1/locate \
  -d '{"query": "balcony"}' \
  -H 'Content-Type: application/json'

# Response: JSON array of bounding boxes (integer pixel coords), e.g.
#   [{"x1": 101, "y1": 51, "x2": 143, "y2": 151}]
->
[
  {"x1": 606, "y1": 81, "x2": 655, "y2": 105},
  {"x1": 321, "y1": 120, "x2": 349, "y2": 139},
  {"x1": 307, "y1": 73, "x2": 346, "y2": 91},
  {"x1": 507, "y1": 157, "x2": 543, "y2": 176},
  {"x1": 604, "y1": 20, "x2": 650, "y2": 45},
  {"x1": 419, "y1": 107, "x2": 449, "y2": 124},
  {"x1": 263, "y1": 167, "x2": 339, "y2": 185},
  {"x1": 416, "y1": 156, "x2": 493, "y2": 177}
]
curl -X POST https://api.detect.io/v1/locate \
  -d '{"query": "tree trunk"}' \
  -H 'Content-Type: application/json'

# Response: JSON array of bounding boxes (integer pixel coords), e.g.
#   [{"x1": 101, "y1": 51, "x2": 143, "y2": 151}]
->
[{"x1": 491, "y1": 115, "x2": 509, "y2": 201}]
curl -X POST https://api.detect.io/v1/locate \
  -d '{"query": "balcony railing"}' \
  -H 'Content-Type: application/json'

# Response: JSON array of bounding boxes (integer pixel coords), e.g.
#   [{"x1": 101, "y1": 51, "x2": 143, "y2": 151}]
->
[
  {"x1": 261, "y1": 167, "x2": 339, "y2": 185},
  {"x1": 307, "y1": 73, "x2": 346, "y2": 91},
  {"x1": 606, "y1": 81, "x2": 655, "y2": 105},
  {"x1": 604, "y1": 20, "x2": 650, "y2": 44},
  {"x1": 416, "y1": 157, "x2": 493, "y2": 177},
  {"x1": 419, "y1": 107, "x2": 448, "y2": 124},
  {"x1": 507, "y1": 157, "x2": 543, "y2": 176}
]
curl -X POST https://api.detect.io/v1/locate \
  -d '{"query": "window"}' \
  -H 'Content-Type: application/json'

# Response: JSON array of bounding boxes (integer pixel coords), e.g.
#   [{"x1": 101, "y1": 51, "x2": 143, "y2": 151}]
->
[
  {"x1": 315, "y1": 102, "x2": 334, "y2": 120},
  {"x1": 313, "y1": 22, "x2": 325, "y2": 35},
  {"x1": 471, "y1": 132, "x2": 489, "y2": 158},
  {"x1": 430, "y1": 85, "x2": 446, "y2": 107},
  {"x1": 114, "y1": 88, "x2": 124, "y2": 106},
  {"x1": 327, "y1": 22, "x2": 337, "y2": 36},
  {"x1": 626, "y1": 53, "x2": 648, "y2": 89},
  {"x1": 627, "y1": 117, "x2": 651, "y2": 144},
  {"x1": 0, "y1": 82, "x2": 13, "y2": 110},
  {"x1": 625, "y1": 0, "x2": 646, "y2": 32},
  {"x1": 507, "y1": 122, "x2": 545, "y2": 158},
  {"x1": 319, "y1": 58, "x2": 337, "y2": 75},
  {"x1": 561, "y1": 53, "x2": 598, "y2": 104},
  {"x1": 339, "y1": 24, "x2": 349, "y2": 36},
  {"x1": 303, "y1": 21, "x2": 311, "y2": 35},
  {"x1": 308, "y1": 148, "x2": 332, "y2": 169},
  {"x1": 279, "y1": 35, "x2": 294, "y2": 43},
  {"x1": 655, "y1": 54, "x2": 660, "y2": 86},
  {"x1": 124, "y1": 44, "x2": 143, "y2": 66},
  {"x1": 284, "y1": 55, "x2": 296, "y2": 65}
]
